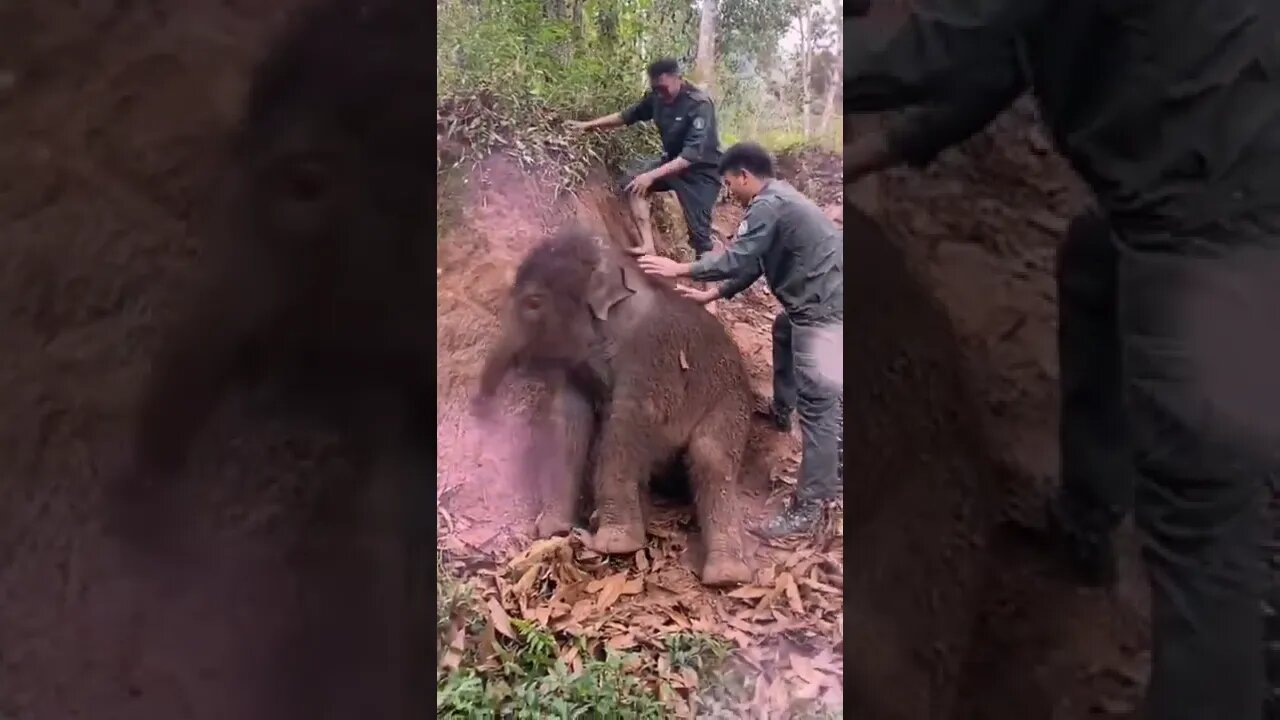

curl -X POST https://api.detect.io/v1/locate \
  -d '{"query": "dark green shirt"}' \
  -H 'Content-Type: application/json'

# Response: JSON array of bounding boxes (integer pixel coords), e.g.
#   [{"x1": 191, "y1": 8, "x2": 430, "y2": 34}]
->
[
  {"x1": 689, "y1": 180, "x2": 843, "y2": 325},
  {"x1": 621, "y1": 84, "x2": 722, "y2": 169},
  {"x1": 847, "y1": 0, "x2": 1280, "y2": 230}
]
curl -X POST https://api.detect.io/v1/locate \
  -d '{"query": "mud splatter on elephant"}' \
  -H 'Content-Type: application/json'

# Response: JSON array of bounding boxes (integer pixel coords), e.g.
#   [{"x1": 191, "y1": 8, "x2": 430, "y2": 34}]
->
[{"x1": 476, "y1": 228, "x2": 754, "y2": 587}]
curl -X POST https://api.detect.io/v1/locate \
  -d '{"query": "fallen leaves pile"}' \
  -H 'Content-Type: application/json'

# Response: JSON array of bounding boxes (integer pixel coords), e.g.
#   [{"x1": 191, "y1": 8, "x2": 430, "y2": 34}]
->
[{"x1": 438, "y1": 500, "x2": 846, "y2": 718}]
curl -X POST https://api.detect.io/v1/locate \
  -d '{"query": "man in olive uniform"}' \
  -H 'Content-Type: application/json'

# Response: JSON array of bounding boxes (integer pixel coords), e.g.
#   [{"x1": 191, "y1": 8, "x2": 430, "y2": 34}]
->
[
  {"x1": 846, "y1": 3, "x2": 1280, "y2": 718},
  {"x1": 636, "y1": 142, "x2": 844, "y2": 538},
  {"x1": 568, "y1": 58, "x2": 722, "y2": 259}
]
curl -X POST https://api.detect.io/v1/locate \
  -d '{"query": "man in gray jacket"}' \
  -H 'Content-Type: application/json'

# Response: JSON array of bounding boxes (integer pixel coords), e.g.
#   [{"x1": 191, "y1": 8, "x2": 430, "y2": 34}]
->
[{"x1": 636, "y1": 142, "x2": 843, "y2": 537}]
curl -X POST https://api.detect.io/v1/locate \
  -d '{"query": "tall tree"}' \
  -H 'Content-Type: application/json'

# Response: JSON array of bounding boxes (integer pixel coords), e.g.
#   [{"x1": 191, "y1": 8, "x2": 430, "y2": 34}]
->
[
  {"x1": 796, "y1": 0, "x2": 813, "y2": 138},
  {"x1": 817, "y1": 0, "x2": 841, "y2": 134},
  {"x1": 695, "y1": 0, "x2": 719, "y2": 94}
]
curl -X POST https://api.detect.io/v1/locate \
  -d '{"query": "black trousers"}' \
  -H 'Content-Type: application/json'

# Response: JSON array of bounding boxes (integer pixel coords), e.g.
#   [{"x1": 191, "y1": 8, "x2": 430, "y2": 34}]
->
[{"x1": 1052, "y1": 209, "x2": 1279, "y2": 719}]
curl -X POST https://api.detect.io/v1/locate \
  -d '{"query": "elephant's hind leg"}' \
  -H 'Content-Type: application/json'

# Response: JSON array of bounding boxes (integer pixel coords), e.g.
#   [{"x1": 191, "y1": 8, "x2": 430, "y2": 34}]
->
[{"x1": 686, "y1": 408, "x2": 752, "y2": 587}]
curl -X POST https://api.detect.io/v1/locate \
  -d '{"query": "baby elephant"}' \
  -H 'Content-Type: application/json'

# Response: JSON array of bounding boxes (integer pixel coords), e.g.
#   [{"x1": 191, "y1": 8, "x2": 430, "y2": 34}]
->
[{"x1": 476, "y1": 228, "x2": 753, "y2": 586}]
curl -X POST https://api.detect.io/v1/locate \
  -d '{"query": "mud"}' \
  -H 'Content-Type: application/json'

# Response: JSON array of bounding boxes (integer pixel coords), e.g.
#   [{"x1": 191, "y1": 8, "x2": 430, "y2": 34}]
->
[{"x1": 0, "y1": 2, "x2": 424, "y2": 719}]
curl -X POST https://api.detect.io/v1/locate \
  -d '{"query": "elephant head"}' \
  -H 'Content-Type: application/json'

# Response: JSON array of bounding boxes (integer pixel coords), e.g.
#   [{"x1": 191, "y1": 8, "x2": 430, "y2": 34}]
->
[{"x1": 476, "y1": 228, "x2": 650, "y2": 403}]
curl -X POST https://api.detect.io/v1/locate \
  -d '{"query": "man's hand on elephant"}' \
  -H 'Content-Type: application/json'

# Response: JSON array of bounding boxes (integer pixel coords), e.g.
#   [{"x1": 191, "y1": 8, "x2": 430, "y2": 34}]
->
[
  {"x1": 625, "y1": 171, "x2": 656, "y2": 195},
  {"x1": 636, "y1": 254, "x2": 688, "y2": 278},
  {"x1": 676, "y1": 284, "x2": 719, "y2": 305}
]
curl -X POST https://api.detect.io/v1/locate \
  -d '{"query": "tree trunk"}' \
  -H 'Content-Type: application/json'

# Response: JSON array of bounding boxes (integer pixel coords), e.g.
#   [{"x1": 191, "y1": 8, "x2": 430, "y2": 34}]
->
[
  {"x1": 694, "y1": 0, "x2": 718, "y2": 95},
  {"x1": 818, "y1": 0, "x2": 840, "y2": 134},
  {"x1": 818, "y1": 56, "x2": 839, "y2": 134},
  {"x1": 799, "y1": 7, "x2": 812, "y2": 139}
]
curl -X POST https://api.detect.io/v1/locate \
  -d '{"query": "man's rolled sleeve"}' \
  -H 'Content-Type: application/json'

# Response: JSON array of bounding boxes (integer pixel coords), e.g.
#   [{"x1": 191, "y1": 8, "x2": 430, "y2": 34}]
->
[
  {"x1": 620, "y1": 94, "x2": 654, "y2": 126},
  {"x1": 690, "y1": 201, "x2": 778, "y2": 282},
  {"x1": 678, "y1": 100, "x2": 715, "y2": 164},
  {"x1": 845, "y1": 0, "x2": 1048, "y2": 112}
]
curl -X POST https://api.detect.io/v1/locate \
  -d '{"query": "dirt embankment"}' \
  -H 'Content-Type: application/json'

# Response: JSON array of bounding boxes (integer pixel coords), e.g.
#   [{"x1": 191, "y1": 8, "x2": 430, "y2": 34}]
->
[
  {"x1": 860, "y1": 98, "x2": 1152, "y2": 719},
  {"x1": 1, "y1": 3, "x2": 416, "y2": 719}
]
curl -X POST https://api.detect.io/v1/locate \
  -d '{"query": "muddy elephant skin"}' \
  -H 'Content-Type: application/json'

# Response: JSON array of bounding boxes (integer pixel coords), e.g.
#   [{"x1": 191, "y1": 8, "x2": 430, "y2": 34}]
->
[{"x1": 477, "y1": 228, "x2": 755, "y2": 586}]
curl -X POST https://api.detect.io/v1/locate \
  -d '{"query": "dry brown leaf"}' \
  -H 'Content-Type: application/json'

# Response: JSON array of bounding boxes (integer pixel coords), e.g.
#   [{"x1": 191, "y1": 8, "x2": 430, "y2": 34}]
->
[
  {"x1": 561, "y1": 643, "x2": 580, "y2": 666},
  {"x1": 724, "y1": 616, "x2": 760, "y2": 635},
  {"x1": 606, "y1": 633, "x2": 637, "y2": 651},
  {"x1": 486, "y1": 599, "x2": 515, "y2": 639},
  {"x1": 790, "y1": 653, "x2": 823, "y2": 685},
  {"x1": 783, "y1": 549, "x2": 813, "y2": 569},
  {"x1": 568, "y1": 600, "x2": 594, "y2": 623},
  {"x1": 821, "y1": 686, "x2": 843, "y2": 710},
  {"x1": 800, "y1": 577, "x2": 842, "y2": 595},
  {"x1": 767, "y1": 675, "x2": 790, "y2": 710},
  {"x1": 635, "y1": 549, "x2": 649, "y2": 572},
  {"x1": 595, "y1": 572, "x2": 628, "y2": 611},
  {"x1": 511, "y1": 564, "x2": 541, "y2": 596},
  {"x1": 779, "y1": 572, "x2": 805, "y2": 614},
  {"x1": 753, "y1": 586, "x2": 782, "y2": 613},
  {"x1": 621, "y1": 577, "x2": 645, "y2": 595},
  {"x1": 756, "y1": 565, "x2": 777, "y2": 586},
  {"x1": 506, "y1": 536, "x2": 570, "y2": 572},
  {"x1": 666, "y1": 610, "x2": 692, "y2": 630},
  {"x1": 794, "y1": 680, "x2": 822, "y2": 700},
  {"x1": 441, "y1": 646, "x2": 463, "y2": 671},
  {"x1": 531, "y1": 606, "x2": 552, "y2": 626},
  {"x1": 726, "y1": 585, "x2": 771, "y2": 600}
]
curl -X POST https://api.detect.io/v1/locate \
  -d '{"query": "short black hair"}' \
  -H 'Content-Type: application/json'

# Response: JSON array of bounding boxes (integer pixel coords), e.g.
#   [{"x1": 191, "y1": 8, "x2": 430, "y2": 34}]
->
[
  {"x1": 647, "y1": 57, "x2": 680, "y2": 79},
  {"x1": 718, "y1": 142, "x2": 775, "y2": 178}
]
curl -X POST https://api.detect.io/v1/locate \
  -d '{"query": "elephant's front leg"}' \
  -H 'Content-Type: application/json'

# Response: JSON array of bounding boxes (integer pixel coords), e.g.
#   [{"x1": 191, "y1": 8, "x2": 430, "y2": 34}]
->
[
  {"x1": 536, "y1": 385, "x2": 596, "y2": 538},
  {"x1": 686, "y1": 407, "x2": 752, "y2": 586},
  {"x1": 587, "y1": 407, "x2": 654, "y2": 555}
]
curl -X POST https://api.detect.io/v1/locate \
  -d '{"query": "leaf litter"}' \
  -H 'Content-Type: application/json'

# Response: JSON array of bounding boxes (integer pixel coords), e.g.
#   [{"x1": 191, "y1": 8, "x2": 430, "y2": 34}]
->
[{"x1": 439, "y1": 492, "x2": 845, "y2": 718}]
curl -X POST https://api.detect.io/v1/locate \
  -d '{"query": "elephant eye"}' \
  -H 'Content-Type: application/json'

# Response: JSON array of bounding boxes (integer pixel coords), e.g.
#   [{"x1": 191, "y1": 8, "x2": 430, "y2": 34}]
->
[{"x1": 521, "y1": 295, "x2": 544, "y2": 312}]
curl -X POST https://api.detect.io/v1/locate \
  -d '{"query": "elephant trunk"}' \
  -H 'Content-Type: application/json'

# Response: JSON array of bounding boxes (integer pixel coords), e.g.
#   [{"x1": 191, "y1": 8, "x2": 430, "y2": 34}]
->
[{"x1": 477, "y1": 331, "x2": 520, "y2": 400}]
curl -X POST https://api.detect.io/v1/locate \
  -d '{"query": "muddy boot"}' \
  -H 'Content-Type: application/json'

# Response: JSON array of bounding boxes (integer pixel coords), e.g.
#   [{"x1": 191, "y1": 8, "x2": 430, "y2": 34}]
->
[{"x1": 753, "y1": 497, "x2": 822, "y2": 539}]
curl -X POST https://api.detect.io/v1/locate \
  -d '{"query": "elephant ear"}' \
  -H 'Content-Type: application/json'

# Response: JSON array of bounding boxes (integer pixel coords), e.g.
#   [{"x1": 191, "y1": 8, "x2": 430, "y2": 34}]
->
[{"x1": 587, "y1": 253, "x2": 642, "y2": 322}]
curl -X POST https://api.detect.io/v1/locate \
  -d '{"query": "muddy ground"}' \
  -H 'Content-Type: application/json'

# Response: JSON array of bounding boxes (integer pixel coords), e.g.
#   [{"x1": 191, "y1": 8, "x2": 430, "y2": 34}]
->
[
  {"x1": 0, "y1": 2, "x2": 1157, "y2": 720},
  {"x1": 863, "y1": 101, "x2": 1151, "y2": 718},
  {"x1": 0, "y1": 2, "x2": 416, "y2": 719}
]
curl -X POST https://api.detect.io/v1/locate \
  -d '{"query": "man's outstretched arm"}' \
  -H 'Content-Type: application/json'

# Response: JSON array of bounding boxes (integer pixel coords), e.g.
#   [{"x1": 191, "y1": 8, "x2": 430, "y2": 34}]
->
[
  {"x1": 846, "y1": 51, "x2": 1028, "y2": 180},
  {"x1": 570, "y1": 94, "x2": 655, "y2": 132},
  {"x1": 569, "y1": 112, "x2": 627, "y2": 131},
  {"x1": 845, "y1": 0, "x2": 1048, "y2": 112}
]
